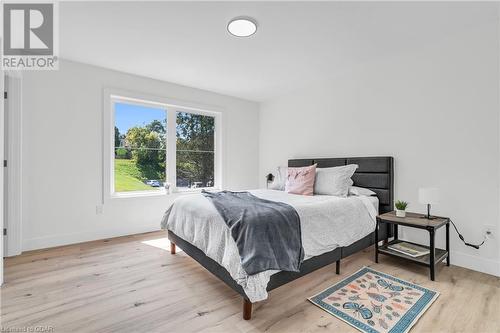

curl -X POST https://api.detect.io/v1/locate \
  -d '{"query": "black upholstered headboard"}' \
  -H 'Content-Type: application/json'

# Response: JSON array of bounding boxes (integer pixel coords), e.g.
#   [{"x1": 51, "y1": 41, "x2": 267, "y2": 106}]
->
[{"x1": 288, "y1": 156, "x2": 394, "y2": 214}]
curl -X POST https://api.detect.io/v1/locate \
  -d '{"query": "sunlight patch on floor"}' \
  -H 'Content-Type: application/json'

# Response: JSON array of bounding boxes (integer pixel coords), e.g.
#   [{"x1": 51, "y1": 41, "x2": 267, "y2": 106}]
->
[{"x1": 141, "y1": 237, "x2": 182, "y2": 252}]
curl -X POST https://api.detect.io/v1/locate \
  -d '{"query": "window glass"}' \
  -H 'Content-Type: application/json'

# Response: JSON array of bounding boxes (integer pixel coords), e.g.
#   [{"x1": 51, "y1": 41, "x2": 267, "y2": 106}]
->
[
  {"x1": 114, "y1": 102, "x2": 166, "y2": 192},
  {"x1": 176, "y1": 112, "x2": 215, "y2": 189}
]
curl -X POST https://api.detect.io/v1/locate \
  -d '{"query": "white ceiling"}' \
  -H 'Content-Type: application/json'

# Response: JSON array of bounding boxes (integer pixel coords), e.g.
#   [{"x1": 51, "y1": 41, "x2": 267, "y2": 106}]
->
[{"x1": 60, "y1": 2, "x2": 497, "y2": 102}]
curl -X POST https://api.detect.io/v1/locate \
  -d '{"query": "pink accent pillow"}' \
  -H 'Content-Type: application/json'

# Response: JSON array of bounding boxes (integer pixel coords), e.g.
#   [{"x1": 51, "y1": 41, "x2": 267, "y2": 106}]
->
[{"x1": 285, "y1": 164, "x2": 317, "y2": 196}]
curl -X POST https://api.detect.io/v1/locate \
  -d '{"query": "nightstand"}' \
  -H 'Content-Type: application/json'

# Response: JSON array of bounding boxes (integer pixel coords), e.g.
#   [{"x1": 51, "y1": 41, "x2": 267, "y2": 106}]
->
[{"x1": 375, "y1": 211, "x2": 450, "y2": 281}]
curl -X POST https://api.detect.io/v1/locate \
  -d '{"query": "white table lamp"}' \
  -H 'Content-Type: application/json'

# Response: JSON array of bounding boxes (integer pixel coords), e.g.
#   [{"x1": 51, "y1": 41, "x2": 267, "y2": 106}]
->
[{"x1": 418, "y1": 187, "x2": 439, "y2": 219}]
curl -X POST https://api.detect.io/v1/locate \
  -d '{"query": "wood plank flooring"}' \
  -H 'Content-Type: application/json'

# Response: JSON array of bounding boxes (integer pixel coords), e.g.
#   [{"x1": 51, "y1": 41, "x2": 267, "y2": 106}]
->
[{"x1": 1, "y1": 231, "x2": 499, "y2": 332}]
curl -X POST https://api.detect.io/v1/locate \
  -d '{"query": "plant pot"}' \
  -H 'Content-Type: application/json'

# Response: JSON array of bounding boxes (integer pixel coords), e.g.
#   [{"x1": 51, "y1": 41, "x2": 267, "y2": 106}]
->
[{"x1": 396, "y1": 209, "x2": 406, "y2": 218}]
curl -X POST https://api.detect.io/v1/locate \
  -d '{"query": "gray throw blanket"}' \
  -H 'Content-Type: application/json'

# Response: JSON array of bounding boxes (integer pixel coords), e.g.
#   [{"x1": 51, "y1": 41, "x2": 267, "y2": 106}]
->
[{"x1": 202, "y1": 190, "x2": 304, "y2": 275}]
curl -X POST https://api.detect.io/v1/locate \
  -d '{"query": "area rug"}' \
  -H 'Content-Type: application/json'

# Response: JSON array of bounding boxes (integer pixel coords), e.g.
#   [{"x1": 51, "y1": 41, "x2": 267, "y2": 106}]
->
[{"x1": 308, "y1": 267, "x2": 439, "y2": 333}]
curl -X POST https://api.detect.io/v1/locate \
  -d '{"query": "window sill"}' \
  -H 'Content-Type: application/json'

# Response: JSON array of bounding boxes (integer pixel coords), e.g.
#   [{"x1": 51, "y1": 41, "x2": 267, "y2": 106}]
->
[
  {"x1": 111, "y1": 190, "x2": 168, "y2": 199},
  {"x1": 110, "y1": 187, "x2": 220, "y2": 199}
]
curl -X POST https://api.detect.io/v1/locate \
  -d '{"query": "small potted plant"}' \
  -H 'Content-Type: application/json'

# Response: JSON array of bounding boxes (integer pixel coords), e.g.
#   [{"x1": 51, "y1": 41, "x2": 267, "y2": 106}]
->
[{"x1": 395, "y1": 200, "x2": 408, "y2": 217}]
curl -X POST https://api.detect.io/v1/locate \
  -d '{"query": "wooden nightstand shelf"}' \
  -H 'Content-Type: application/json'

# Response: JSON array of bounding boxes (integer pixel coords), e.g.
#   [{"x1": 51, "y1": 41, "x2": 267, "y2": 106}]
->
[{"x1": 375, "y1": 211, "x2": 450, "y2": 281}]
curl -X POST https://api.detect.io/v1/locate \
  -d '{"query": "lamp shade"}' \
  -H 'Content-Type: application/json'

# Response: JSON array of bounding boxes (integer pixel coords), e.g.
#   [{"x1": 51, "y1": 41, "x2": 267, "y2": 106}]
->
[{"x1": 418, "y1": 188, "x2": 439, "y2": 204}]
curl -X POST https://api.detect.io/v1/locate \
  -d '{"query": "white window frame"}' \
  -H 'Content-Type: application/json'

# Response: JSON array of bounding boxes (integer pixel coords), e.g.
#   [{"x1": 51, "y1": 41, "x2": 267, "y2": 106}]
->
[{"x1": 103, "y1": 88, "x2": 222, "y2": 200}]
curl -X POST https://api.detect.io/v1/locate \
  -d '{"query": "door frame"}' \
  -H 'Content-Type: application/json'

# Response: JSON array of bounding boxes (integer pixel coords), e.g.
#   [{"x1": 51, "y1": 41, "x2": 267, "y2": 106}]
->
[
  {"x1": 4, "y1": 72, "x2": 22, "y2": 257},
  {"x1": 1, "y1": 69, "x2": 4, "y2": 285}
]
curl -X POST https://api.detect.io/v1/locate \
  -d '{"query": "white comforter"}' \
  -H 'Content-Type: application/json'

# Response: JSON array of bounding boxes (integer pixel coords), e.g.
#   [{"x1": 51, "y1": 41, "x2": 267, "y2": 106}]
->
[{"x1": 161, "y1": 189, "x2": 377, "y2": 302}]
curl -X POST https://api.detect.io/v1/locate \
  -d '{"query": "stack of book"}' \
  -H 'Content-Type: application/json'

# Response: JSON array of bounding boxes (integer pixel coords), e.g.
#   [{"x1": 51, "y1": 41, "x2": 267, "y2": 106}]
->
[{"x1": 388, "y1": 242, "x2": 430, "y2": 257}]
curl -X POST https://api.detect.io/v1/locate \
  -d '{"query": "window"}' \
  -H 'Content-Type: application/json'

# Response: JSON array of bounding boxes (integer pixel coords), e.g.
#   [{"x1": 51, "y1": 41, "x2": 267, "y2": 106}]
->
[
  {"x1": 114, "y1": 102, "x2": 167, "y2": 192},
  {"x1": 176, "y1": 112, "x2": 215, "y2": 190},
  {"x1": 107, "y1": 93, "x2": 220, "y2": 197}
]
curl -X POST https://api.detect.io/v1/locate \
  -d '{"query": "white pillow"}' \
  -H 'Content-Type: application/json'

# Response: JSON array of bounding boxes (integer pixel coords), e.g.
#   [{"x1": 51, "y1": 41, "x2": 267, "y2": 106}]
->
[
  {"x1": 314, "y1": 164, "x2": 358, "y2": 197},
  {"x1": 268, "y1": 166, "x2": 287, "y2": 190},
  {"x1": 349, "y1": 186, "x2": 376, "y2": 196}
]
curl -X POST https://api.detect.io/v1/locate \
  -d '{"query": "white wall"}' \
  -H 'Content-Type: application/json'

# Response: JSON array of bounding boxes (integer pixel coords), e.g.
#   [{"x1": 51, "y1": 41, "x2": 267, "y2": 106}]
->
[
  {"x1": 260, "y1": 17, "x2": 500, "y2": 276},
  {"x1": 20, "y1": 60, "x2": 259, "y2": 251}
]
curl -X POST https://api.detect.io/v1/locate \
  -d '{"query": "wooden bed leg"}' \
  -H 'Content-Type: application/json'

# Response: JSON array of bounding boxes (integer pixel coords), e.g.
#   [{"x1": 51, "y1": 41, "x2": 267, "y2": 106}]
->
[
  {"x1": 170, "y1": 242, "x2": 176, "y2": 254},
  {"x1": 336, "y1": 260, "x2": 340, "y2": 275},
  {"x1": 243, "y1": 298, "x2": 253, "y2": 320}
]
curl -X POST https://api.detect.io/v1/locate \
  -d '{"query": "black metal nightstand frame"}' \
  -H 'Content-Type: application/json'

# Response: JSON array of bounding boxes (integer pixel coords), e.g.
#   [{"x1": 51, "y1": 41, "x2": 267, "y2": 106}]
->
[{"x1": 375, "y1": 212, "x2": 450, "y2": 281}]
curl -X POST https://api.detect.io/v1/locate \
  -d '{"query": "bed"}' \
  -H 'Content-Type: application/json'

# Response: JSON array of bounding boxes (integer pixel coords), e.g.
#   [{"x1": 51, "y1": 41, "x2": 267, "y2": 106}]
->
[{"x1": 164, "y1": 156, "x2": 394, "y2": 320}]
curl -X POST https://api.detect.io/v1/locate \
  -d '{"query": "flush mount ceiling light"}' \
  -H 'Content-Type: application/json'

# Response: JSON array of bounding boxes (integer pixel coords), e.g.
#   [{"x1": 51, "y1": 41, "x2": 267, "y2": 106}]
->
[{"x1": 227, "y1": 17, "x2": 257, "y2": 37}]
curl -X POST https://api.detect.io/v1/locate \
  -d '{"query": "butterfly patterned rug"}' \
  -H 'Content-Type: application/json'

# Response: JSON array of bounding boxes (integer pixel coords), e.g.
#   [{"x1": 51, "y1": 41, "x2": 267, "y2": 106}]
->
[{"x1": 308, "y1": 267, "x2": 439, "y2": 333}]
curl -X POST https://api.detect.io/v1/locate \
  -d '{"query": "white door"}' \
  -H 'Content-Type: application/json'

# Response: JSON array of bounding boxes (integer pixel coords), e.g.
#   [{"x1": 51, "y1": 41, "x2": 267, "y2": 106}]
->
[
  {"x1": 3, "y1": 75, "x2": 7, "y2": 257},
  {"x1": 0, "y1": 69, "x2": 4, "y2": 286}
]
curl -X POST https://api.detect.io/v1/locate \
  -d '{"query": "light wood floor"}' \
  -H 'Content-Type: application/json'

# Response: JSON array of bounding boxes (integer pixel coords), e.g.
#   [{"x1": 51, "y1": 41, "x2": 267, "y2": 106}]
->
[{"x1": 2, "y1": 231, "x2": 499, "y2": 333}]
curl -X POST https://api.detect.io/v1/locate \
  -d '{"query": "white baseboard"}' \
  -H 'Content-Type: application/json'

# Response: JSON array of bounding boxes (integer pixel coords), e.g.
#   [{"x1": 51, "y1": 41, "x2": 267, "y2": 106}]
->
[
  {"x1": 450, "y1": 250, "x2": 500, "y2": 277},
  {"x1": 21, "y1": 226, "x2": 162, "y2": 252}
]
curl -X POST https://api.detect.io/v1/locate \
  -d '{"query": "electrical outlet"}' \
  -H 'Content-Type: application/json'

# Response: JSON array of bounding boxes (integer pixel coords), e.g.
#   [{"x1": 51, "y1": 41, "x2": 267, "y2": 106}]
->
[
  {"x1": 96, "y1": 205, "x2": 103, "y2": 214},
  {"x1": 483, "y1": 224, "x2": 496, "y2": 240}
]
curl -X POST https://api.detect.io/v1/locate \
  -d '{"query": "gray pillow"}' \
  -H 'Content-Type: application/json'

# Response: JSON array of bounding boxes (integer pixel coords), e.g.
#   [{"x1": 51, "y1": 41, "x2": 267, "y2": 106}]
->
[{"x1": 314, "y1": 164, "x2": 358, "y2": 197}]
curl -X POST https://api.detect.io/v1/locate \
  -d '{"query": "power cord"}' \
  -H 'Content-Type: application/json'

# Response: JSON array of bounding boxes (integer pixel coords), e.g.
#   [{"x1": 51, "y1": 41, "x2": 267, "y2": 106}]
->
[{"x1": 449, "y1": 219, "x2": 487, "y2": 250}]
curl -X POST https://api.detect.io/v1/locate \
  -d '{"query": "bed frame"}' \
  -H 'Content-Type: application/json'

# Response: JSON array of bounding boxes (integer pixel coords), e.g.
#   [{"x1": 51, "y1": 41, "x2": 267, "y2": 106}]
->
[{"x1": 168, "y1": 156, "x2": 394, "y2": 320}]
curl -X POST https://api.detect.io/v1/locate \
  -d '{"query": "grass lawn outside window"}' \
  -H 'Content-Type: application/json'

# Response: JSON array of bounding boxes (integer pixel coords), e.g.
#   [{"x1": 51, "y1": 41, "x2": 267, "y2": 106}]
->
[{"x1": 114, "y1": 159, "x2": 159, "y2": 192}]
